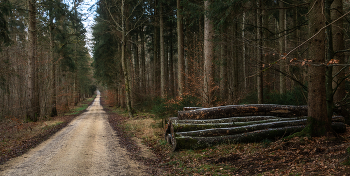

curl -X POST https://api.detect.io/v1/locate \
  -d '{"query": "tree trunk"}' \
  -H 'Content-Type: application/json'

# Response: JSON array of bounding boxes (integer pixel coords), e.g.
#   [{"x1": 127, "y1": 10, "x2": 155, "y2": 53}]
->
[
  {"x1": 173, "y1": 118, "x2": 306, "y2": 133},
  {"x1": 177, "y1": 0, "x2": 185, "y2": 97},
  {"x1": 257, "y1": 0, "x2": 263, "y2": 104},
  {"x1": 178, "y1": 104, "x2": 308, "y2": 120},
  {"x1": 121, "y1": 0, "x2": 133, "y2": 117},
  {"x1": 169, "y1": 23, "x2": 175, "y2": 98},
  {"x1": 27, "y1": 0, "x2": 39, "y2": 121},
  {"x1": 325, "y1": 0, "x2": 335, "y2": 124},
  {"x1": 168, "y1": 115, "x2": 343, "y2": 133},
  {"x1": 331, "y1": 0, "x2": 348, "y2": 123},
  {"x1": 49, "y1": 15, "x2": 57, "y2": 117},
  {"x1": 133, "y1": 37, "x2": 139, "y2": 102},
  {"x1": 175, "y1": 115, "x2": 297, "y2": 123},
  {"x1": 203, "y1": 0, "x2": 214, "y2": 106},
  {"x1": 169, "y1": 121, "x2": 346, "y2": 150},
  {"x1": 279, "y1": 0, "x2": 286, "y2": 94},
  {"x1": 233, "y1": 22, "x2": 239, "y2": 102},
  {"x1": 171, "y1": 126, "x2": 305, "y2": 150},
  {"x1": 242, "y1": 12, "x2": 247, "y2": 90},
  {"x1": 140, "y1": 26, "x2": 146, "y2": 96},
  {"x1": 160, "y1": 2, "x2": 166, "y2": 98},
  {"x1": 220, "y1": 27, "x2": 227, "y2": 100},
  {"x1": 308, "y1": 0, "x2": 329, "y2": 136}
]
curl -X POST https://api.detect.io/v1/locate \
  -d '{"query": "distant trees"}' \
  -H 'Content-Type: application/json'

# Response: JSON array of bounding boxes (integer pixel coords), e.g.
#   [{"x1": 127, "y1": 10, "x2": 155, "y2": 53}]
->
[
  {"x1": 92, "y1": 0, "x2": 350, "y2": 136},
  {"x1": 0, "y1": 0, "x2": 95, "y2": 120},
  {"x1": 0, "y1": 0, "x2": 11, "y2": 48}
]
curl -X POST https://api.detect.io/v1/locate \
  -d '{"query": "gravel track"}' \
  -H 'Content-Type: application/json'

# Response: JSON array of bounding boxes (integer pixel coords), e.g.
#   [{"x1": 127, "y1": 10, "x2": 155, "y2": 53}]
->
[{"x1": 0, "y1": 93, "x2": 147, "y2": 176}]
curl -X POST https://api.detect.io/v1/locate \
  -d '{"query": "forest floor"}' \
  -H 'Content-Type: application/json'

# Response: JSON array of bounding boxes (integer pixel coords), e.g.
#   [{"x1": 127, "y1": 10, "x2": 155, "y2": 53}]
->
[
  {"x1": 101, "y1": 98, "x2": 350, "y2": 175},
  {"x1": 0, "y1": 96, "x2": 96, "y2": 165}
]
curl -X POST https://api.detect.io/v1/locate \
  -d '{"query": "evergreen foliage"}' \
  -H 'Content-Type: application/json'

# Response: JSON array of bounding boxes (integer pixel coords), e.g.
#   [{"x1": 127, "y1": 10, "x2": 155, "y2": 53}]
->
[{"x1": 0, "y1": 0, "x2": 11, "y2": 48}]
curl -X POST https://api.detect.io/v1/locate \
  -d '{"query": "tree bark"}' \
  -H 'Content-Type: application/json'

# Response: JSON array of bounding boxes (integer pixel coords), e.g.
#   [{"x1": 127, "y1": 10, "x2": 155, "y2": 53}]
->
[
  {"x1": 203, "y1": 0, "x2": 214, "y2": 106},
  {"x1": 160, "y1": 2, "x2": 166, "y2": 98},
  {"x1": 140, "y1": 26, "x2": 146, "y2": 96},
  {"x1": 173, "y1": 118, "x2": 305, "y2": 133},
  {"x1": 331, "y1": 0, "x2": 347, "y2": 122},
  {"x1": 220, "y1": 27, "x2": 227, "y2": 100},
  {"x1": 308, "y1": 0, "x2": 329, "y2": 136},
  {"x1": 49, "y1": 13, "x2": 57, "y2": 117},
  {"x1": 175, "y1": 115, "x2": 297, "y2": 123},
  {"x1": 177, "y1": 0, "x2": 185, "y2": 97},
  {"x1": 279, "y1": 0, "x2": 286, "y2": 94},
  {"x1": 242, "y1": 12, "x2": 247, "y2": 90},
  {"x1": 178, "y1": 104, "x2": 308, "y2": 120},
  {"x1": 27, "y1": 0, "x2": 39, "y2": 121},
  {"x1": 325, "y1": 0, "x2": 335, "y2": 124},
  {"x1": 257, "y1": 0, "x2": 263, "y2": 104},
  {"x1": 169, "y1": 22, "x2": 175, "y2": 98},
  {"x1": 121, "y1": 0, "x2": 133, "y2": 117},
  {"x1": 172, "y1": 126, "x2": 305, "y2": 150}
]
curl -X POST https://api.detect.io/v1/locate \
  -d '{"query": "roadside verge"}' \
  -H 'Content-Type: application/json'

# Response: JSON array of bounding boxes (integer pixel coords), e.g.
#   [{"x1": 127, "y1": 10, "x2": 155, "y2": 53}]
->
[{"x1": 0, "y1": 96, "x2": 96, "y2": 165}]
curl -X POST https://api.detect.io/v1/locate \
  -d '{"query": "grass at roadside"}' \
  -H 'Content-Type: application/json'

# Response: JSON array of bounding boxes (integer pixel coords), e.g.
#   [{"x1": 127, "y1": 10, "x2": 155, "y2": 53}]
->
[
  {"x1": 64, "y1": 96, "x2": 95, "y2": 115},
  {"x1": 101, "y1": 103, "x2": 350, "y2": 175},
  {"x1": 0, "y1": 96, "x2": 96, "y2": 165}
]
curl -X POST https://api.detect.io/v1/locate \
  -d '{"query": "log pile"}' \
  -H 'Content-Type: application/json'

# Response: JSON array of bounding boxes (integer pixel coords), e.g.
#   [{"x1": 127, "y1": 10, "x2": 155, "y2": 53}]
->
[{"x1": 164, "y1": 104, "x2": 347, "y2": 151}]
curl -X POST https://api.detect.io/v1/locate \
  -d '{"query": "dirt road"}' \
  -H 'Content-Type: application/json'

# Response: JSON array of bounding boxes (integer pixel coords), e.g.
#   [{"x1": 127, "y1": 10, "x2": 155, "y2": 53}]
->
[{"x1": 0, "y1": 93, "x2": 147, "y2": 176}]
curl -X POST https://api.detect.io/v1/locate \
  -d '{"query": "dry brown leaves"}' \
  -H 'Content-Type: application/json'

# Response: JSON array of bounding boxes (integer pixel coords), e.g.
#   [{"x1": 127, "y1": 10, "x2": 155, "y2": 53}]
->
[{"x1": 162, "y1": 126, "x2": 350, "y2": 175}]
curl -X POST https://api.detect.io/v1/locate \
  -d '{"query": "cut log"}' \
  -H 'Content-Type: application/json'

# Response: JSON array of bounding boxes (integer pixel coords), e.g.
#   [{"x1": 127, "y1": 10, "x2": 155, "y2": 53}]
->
[
  {"x1": 183, "y1": 107, "x2": 203, "y2": 111},
  {"x1": 174, "y1": 119, "x2": 307, "y2": 137},
  {"x1": 171, "y1": 122, "x2": 347, "y2": 150},
  {"x1": 174, "y1": 116, "x2": 303, "y2": 124},
  {"x1": 331, "y1": 122, "x2": 346, "y2": 133},
  {"x1": 173, "y1": 115, "x2": 343, "y2": 125},
  {"x1": 165, "y1": 116, "x2": 344, "y2": 144},
  {"x1": 172, "y1": 126, "x2": 305, "y2": 150},
  {"x1": 178, "y1": 104, "x2": 308, "y2": 120},
  {"x1": 164, "y1": 117, "x2": 178, "y2": 141},
  {"x1": 172, "y1": 118, "x2": 302, "y2": 132}
]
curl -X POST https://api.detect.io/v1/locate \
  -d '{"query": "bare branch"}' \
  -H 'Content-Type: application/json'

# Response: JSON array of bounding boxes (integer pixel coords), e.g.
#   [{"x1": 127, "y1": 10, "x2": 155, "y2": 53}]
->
[{"x1": 285, "y1": 9, "x2": 350, "y2": 59}]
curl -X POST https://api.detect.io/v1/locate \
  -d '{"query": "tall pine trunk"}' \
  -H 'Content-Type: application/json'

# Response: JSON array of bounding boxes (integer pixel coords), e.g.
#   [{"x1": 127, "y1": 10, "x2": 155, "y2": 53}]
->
[
  {"x1": 27, "y1": 0, "x2": 39, "y2": 121},
  {"x1": 220, "y1": 27, "x2": 227, "y2": 100},
  {"x1": 49, "y1": 13, "x2": 57, "y2": 117},
  {"x1": 331, "y1": 0, "x2": 346, "y2": 112},
  {"x1": 160, "y1": 2, "x2": 166, "y2": 98},
  {"x1": 203, "y1": 0, "x2": 214, "y2": 106},
  {"x1": 121, "y1": 0, "x2": 133, "y2": 117},
  {"x1": 308, "y1": 0, "x2": 330, "y2": 136},
  {"x1": 257, "y1": 0, "x2": 263, "y2": 104},
  {"x1": 279, "y1": 0, "x2": 286, "y2": 94},
  {"x1": 177, "y1": 0, "x2": 185, "y2": 96}
]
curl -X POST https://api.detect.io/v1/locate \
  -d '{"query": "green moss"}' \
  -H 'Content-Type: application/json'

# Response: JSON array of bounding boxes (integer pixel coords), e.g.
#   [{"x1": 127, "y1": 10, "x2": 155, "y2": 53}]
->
[
  {"x1": 344, "y1": 146, "x2": 350, "y2": 165},
  {"x1": 284, "y1": 124, "x2": 311, "y2": 140}
]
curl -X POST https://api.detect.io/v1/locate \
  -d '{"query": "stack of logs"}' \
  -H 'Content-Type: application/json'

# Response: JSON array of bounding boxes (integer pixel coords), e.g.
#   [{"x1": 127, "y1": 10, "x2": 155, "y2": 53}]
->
[{"x1": 164, "y1": 104, "x2": 347, "y2": 151}]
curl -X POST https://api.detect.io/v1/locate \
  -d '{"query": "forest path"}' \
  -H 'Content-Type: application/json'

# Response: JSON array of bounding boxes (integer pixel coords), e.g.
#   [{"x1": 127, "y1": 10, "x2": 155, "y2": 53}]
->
[{"x1": 0, "y1": 93, "x2": 146, "y2": 176}]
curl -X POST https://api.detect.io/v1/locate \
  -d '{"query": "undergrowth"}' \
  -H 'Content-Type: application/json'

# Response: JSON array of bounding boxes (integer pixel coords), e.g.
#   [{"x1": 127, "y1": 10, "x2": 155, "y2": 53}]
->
[
  {"x1": 241, "y1": 86, "x2": 307, "y2": 105},
  {"x1": 149, "y1": 94, "x2": 202, "y2": 118}
]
